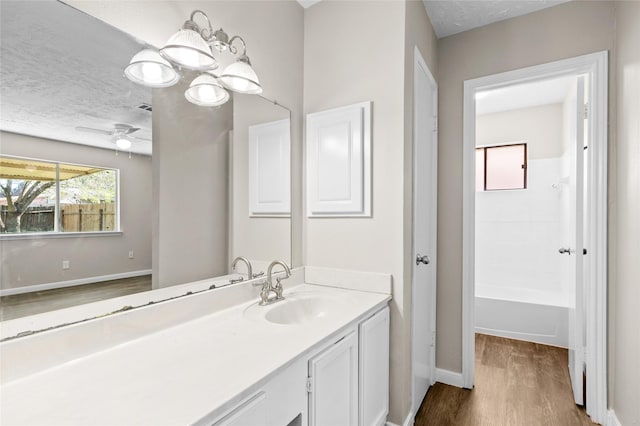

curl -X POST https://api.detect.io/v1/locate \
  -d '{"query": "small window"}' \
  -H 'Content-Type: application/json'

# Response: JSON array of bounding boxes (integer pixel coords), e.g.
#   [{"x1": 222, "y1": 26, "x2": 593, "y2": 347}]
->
[
  {"x1": 476, "y1": 143, "x2": 527, "y2": 191},
  {"x1": 0, "y1": 156, "x2": 118, "y2": 234}
]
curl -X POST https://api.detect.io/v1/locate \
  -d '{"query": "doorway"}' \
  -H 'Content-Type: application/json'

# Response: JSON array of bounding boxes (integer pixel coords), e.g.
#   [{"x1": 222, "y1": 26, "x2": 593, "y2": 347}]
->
[{"x1": 461, "y1": 52, "x2": 608, "y2": 424}]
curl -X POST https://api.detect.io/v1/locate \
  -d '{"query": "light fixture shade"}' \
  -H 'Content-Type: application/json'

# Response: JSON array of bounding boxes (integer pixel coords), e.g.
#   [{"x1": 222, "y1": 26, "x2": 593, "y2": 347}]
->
[
  {"x1": 124, "y1": 49, "x2": 180, "y2": 88},
  {"x1": 115, "y1": 137, "x2": 132, "y2": 150},
  {"x1": 219, "y1": 60, "x2": 262, "y2": 94},
  {"x1": 185, "y1": 73, "x2": 230, "y2": 107},
  {"x1": 160, "y1": 29, "x2": 217, "y2": 70}
]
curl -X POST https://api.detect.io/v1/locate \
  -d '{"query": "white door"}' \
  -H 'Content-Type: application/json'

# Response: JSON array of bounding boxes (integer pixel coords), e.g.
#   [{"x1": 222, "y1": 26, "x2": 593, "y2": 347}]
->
[
  {"x1": 411, "y1": 48, "x2": 438, "y2": 413},
  {"x1": 565, "y1": 75, "x2": 586, "y2": 405},
  {"x1": 309, "y1": 331, "x2": 358, "y2": 426}
]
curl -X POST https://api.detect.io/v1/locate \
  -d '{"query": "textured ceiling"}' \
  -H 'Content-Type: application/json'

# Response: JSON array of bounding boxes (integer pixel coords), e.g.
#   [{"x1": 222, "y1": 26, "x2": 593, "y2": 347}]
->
[
  {"x1": 0, "y1": 0, "x2": 153, "y2": 155},
  {"x1": 423, "y1": 0, "x2": 571, "y2": 38},
  {"x1": 476, "y1": 75, "x2": 574, "y2": 115}
]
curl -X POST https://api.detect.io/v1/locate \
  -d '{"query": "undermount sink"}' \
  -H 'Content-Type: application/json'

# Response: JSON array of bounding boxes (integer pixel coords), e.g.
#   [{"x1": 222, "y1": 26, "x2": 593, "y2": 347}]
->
[{"x1": 244, "y1": 290, "x2": 350, "y2": 325}]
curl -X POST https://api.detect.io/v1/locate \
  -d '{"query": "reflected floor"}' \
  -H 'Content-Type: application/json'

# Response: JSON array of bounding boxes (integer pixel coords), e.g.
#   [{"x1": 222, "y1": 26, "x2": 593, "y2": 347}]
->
[
  {"x1": 0, "y1": 275, "x2": 151, "y2": 321},
  {"x1": 417, "y1": 333, "x2": 596, "y2": 425}
]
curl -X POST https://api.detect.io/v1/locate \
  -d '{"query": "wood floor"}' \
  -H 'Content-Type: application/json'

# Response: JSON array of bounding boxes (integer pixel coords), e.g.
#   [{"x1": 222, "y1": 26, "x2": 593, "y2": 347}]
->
[
  {"x1": 0, "y1": 275, "x2": 152, "y2": 321},
  {"x1": 416, "y1": 334, "x2": 597, "y2": 426}
]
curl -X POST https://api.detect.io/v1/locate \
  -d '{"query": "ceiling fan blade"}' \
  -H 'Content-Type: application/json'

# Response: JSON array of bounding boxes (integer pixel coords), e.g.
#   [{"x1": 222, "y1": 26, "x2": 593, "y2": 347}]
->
[
  {"x1": 75, "y1": 126, "x2": 113, "y2": 136},
  {"x1": 133, "y1": 135, "x2": 151, "y2": 141},
  {"x1": 124, "y1": 127, "x2": 141, "y2": 135}
]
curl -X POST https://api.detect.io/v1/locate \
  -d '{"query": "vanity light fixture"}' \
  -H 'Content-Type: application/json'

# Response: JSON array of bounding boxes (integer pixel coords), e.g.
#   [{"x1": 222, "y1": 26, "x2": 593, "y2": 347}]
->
[
  {"x1": 185, "y1": 73, "x2": 230, "y2": 107},
  {"x1": 124, "y1": 49, "x2": 180, "y2": 88},
  {"x1": 124, "y1": 9, "x2": 262, "y2": 107}
]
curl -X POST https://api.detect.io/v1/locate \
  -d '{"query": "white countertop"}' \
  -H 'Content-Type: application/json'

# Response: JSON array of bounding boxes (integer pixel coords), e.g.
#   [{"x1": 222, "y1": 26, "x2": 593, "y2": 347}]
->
[{"x1": 0, "y1": 283, "x2": 390, "y2": 425}]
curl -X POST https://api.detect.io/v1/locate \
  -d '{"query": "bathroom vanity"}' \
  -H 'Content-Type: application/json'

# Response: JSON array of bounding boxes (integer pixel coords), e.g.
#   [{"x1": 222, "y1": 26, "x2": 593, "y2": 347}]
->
[{"x1": 0, "y1": 269, "x2": 391, "y2": 426}]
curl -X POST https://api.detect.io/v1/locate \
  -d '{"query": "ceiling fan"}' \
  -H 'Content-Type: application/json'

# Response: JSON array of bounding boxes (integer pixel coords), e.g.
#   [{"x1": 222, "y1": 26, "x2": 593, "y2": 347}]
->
[{"x1": 75, "y1": 123, "x2": 151, "y2": 150}]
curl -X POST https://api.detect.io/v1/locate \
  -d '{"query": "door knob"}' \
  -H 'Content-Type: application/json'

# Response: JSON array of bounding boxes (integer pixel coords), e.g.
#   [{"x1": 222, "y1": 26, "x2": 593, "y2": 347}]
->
[
  {"x1": 558, "y1": 248, "x2": 574, "y2": 255},
  {"x1": 416, "y1": 254, "x2": 430, "y2": 265}
]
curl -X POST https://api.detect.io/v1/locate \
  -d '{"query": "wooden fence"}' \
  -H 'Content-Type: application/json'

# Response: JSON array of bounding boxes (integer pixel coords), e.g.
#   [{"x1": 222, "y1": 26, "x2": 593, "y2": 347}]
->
[
  {"x1": 61, "y1": 203, "x2": 115, "y2": 232},
  {"x1": 0, "y1": 203, "x2": 115, "y2": 233}
]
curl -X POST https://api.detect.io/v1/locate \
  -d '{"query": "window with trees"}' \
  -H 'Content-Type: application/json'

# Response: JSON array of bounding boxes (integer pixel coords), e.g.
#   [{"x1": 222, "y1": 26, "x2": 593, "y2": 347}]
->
[
  {"x1": 0, "y1": 156, "x2": 118, "y2": 234},
  {"x1": 476, "y1": 143, "x2": 527, "y2": 191}
]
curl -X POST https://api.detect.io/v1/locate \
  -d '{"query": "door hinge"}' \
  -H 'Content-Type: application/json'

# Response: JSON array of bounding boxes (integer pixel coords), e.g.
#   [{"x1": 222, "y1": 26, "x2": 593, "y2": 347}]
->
[
  {"x1": 583, "y1": 102, "x2": 589, "y2": 120},
  {"x1": 306, "y1": 377, "x2": 313, "y2": 393},
  {"x1": 431, "y1": 331, "x2": 436, "y2": 347},
  {"x1": 433, "y1": 115, "x2": 438, "y2": 133}
]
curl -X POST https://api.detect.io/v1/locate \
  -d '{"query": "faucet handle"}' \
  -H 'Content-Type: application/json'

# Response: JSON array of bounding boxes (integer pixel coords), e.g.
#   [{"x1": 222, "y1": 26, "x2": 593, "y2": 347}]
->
[
  {"x1": 252, "y1": 279, "x2": 267, "y2": 287},
  {"x1": 252, "y1": 271, "x2": 265, "y2": 278},
  {"x1": 229, "y1": 276, "x2": 244, "y2": 284}
]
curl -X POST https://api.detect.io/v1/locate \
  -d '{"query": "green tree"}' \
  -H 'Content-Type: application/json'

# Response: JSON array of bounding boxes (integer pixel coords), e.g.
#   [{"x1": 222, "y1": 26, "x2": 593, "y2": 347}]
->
[{"x1": 0, "y1": 179, "x2": 55, "y2": 233}]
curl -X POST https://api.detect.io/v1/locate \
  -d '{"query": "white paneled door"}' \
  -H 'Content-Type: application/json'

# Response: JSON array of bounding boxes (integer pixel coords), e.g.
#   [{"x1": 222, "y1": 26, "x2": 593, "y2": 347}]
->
[
  {"x1": 566, "y1": 75, "x2": 587, "y2": 406},
  {"x1": 411, "y1": 47, "x2": 438, "y2": 414}
]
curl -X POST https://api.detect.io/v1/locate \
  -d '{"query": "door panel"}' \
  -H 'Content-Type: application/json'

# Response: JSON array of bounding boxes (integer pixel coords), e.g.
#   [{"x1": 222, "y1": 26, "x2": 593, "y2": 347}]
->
[
  {"x1": 412, "y1": 50, "x2": 438, "y2": 413},
  {"x1": 567, "y1": 75, "x2": 586, "y2": 405},
  {"x1": 309, "y1": 332, "x2": 358, "y2": 426}
]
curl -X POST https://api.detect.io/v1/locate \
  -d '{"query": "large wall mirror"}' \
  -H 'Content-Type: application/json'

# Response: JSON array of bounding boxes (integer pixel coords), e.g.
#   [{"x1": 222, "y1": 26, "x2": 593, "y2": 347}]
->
[{"x1": 0, "y1": 0, "x2": 292, "y2": 330}]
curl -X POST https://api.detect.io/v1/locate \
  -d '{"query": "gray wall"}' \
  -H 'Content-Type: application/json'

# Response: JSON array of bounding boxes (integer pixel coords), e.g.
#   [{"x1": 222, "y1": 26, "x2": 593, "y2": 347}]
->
[
  {"x1": 152, "y1": 78, "x2": 232, "y2": 288},
  {"x1": 304, "y1": 1, "x2": 438, "y2": 422},
  {"x1": 612, "y1": 1, "x2": 640, "y2": 423},
  {"x1": 0, "y1": 132, "x2": 152, "y2": 290},
  {"x1": 436, "y1": 0, "x2": 615, "y2": 373},
  {"x1": 476, "y1": 103, "x2": 564, "y2": 158},
  {"x1": 402, "y1": 0, "x2": 439, "y2": 421},
  {"x1": 231, "y1": 95, "x2": 290, "y2": 266}
]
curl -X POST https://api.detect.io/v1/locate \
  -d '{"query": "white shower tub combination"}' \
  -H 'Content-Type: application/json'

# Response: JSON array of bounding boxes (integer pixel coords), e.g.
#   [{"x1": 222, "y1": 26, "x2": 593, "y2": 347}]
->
[{"x1": 475, "y1": 283, "x2": 569, "y2": 348}]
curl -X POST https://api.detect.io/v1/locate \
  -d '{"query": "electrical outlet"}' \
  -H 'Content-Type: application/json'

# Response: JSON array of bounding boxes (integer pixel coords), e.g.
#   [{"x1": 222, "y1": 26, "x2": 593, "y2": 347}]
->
[
  {"x1": 62, "y1": 260, "x2": 70, "y2": 270},
  {"x1": 128, "y1": 250, "x2": 134, "y2": 259}
]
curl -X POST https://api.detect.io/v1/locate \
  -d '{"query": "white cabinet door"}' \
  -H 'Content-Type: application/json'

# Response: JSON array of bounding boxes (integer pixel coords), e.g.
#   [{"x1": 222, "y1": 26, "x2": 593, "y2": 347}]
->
[
  {"x1": 213, "y1": 392, "x2": 267, "y2": 426},
  {"x1": 249, "y1": 118, "x2": 291, "y2": 215},
  {"x1": 359, "y1": 307, "x2": 390, "y2": 426},
  {"x1": 308, "y1": 331, "x2": 358, "y2": 426},
  {"x1": 306, "y1": 102, "x2": 371, "y2": 217}
]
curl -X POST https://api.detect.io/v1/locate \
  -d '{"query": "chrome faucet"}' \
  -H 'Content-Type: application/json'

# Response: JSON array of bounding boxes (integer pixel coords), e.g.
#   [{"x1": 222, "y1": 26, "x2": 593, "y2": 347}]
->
[
  {"x1": 259, "y1": 260, "x2": 291, "y2": 306},
  {"x1": 231, "y1": 256, "x2": 253, "y2": 281}
]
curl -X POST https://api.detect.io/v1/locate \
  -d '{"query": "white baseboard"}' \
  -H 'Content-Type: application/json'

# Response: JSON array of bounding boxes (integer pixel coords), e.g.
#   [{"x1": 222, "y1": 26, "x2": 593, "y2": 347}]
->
[
  {"x1": 386, "y1": 409, "x2": 414, "y2": 426},
  {"x1": 607, "y1": 410, "x2": 622, "y2": 426},
  {"x1": 435, "y1": 368, "x2": 465, "y2": 388},
  {"x1": 0, "y1": 269, "x2": 152, "y2": 297}
]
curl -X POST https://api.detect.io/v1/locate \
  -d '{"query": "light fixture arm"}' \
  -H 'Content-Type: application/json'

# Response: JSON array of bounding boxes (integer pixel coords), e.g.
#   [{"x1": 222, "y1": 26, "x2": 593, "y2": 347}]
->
[
  {"x1": 185, "y1": 9, "x2": 215, "y2": 41},
  {"x1": 227, "y1": 35, "x2": 246, "y2": 56},
  {"x1": 228, "y1": 35, "x2": 252, "y2": 64}
]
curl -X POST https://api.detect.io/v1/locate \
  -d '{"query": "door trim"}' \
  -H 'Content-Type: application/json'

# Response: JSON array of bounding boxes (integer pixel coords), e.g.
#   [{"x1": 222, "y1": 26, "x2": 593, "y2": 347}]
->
[
  {"x1": 411, "y1": 45, "x2": 438, "y2": 416},
  {"x1": 461, "y1": 51, "x2": 608, "y2": 424}
]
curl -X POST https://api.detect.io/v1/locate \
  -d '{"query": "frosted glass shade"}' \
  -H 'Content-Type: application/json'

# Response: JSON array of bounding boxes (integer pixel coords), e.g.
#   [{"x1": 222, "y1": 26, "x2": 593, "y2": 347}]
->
[
  {"x1": 160, "y1": 29, "x2": 217, "y2": 70},
  {"x1": 219, "y1": 61, "x2": 262, "y2": 94},
  {"x1": 115, "y1": 137, "x2": 132, "y2": 150},
  {"x1": 124, "y1": 49, "x2": 179, "y2": 88},
  {"x1": 185, "y1": 73, "x2": 230, "y2": 107}
]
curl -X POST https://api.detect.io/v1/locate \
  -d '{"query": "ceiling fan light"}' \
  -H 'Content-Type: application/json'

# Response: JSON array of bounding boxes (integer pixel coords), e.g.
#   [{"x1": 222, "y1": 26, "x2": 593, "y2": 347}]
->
[
  {"x1": 160, "y1": 28, "x2": 217, "y2": 71},
  {"x1": 115, "y1": 137, "x2": 132, "y2": 150},
  {"x1": 185, "y1": 73, "x2": 230, "y2": 107},
  {"x1": 219, "y1": 59, "x2": 262, "y2": 94},
  {"x1": 124, "y1": 49, "x2": 179, "y2": 88}
]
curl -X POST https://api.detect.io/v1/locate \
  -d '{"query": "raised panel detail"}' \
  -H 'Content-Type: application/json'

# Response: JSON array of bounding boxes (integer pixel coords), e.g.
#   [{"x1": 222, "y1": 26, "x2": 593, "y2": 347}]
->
[
  {"x1": 359, "y1": 307, "x2": 390, "y2": 426},
  {"x1": 213, "y1": 392, "x2": 267, "y2": 426},
  {"x1": 306, "y1": 102, "x2": 371, "y2": 217},
  {"x1": 308, "y1": 331, "x2": 358, "y2": 426},
  {"x1": 249, "y1": 118, "x2": 290, "y2": 216}
]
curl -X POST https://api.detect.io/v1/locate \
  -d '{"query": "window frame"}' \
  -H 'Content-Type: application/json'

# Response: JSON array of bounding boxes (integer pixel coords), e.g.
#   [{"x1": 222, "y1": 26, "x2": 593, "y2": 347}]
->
[
  {"x1": 0, "y1": 154, "x2": 121, "y2": 239},
  {"x1": 475, "y1": 142, "x2": 528, "y2": 191}
]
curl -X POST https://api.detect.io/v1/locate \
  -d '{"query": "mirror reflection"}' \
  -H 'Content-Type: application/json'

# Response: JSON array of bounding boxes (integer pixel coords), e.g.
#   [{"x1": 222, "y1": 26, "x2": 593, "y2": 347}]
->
[{"x1": 0, "y1": 0, "x2": 291, "y2": 324}]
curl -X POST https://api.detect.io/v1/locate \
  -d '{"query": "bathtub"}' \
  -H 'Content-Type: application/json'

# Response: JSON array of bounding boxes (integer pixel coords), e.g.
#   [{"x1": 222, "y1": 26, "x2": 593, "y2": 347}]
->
[{"x1": 475, "y1": 284, "x2": 569, "y2": 348}]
